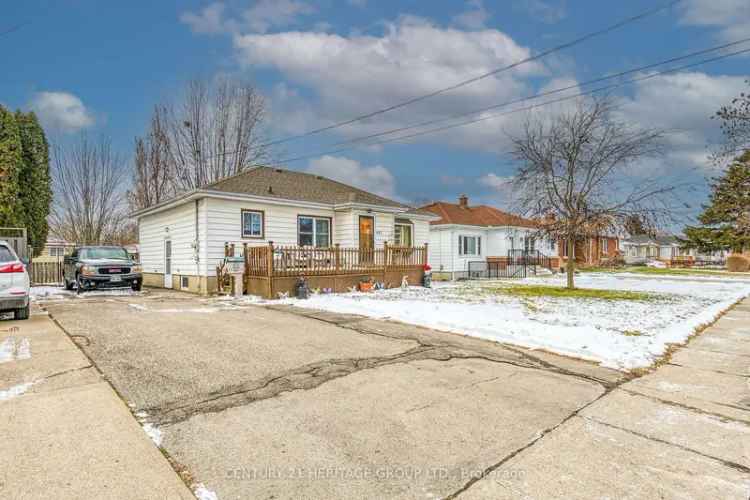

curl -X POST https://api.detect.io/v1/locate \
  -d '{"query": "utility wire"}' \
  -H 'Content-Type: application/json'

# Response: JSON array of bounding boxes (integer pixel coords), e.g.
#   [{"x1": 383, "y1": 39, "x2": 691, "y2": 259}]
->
[
  {"x1": 275, "y1": 45, "x2": 750, "y2": 164},
  {"x1": 258, "y1": 0, "x2": 684, "y2": 147},
  {"x1": 324, "y1": 37, "x2": 750, "y2": 150}
]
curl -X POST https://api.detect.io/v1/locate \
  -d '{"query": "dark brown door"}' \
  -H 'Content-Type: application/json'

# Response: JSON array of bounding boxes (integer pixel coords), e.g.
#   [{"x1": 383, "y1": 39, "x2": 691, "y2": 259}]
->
[{"x1": 359, "y1": 215, "x2": 375, "y2": 263}]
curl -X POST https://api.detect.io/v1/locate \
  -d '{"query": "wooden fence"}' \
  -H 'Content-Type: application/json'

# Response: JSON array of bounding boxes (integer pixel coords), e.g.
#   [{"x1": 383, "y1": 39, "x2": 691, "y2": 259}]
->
[{"x1": 29, "y1": 261, "x2": 64, "y2": 285}]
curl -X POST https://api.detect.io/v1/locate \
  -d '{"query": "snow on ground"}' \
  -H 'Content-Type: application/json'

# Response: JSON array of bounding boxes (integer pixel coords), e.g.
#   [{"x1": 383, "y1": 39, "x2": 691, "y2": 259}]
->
[
  {"x1": 280, "y1": 273, "x2": 750, "y2": 371},
  {"x1": 0, "y1": 337, "x2": 31, "y2": 363},
  {"x1": 29, "y1": 286, "x2": 140, "y2": 301},
  {"x1": 194, "y1": 484, "x2": 219, "y2": 500},
  {"x1": 0, "y1": 381, "x2": 36, "y2": 401}
]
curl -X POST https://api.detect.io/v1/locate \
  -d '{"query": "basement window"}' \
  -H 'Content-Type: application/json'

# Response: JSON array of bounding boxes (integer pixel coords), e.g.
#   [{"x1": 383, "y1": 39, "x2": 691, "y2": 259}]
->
[{"x1": 181, "y1": 276, "x2": 190, "y2": 290}]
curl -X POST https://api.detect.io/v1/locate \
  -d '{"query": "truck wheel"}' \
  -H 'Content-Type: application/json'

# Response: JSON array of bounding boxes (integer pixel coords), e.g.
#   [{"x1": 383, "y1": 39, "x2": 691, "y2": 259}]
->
[
  {"x1": 132, "y1": 281, "x2": 142, "y2": 292},
  {"x1": 64, "y1": 277, "x2": 74, "y2": 291},
  {"x1": 14, "y1": 304, "x2": 30, "y2": 320},
  {"x1": 76, "y1": 275, "x2": 85, "y2": 294}
]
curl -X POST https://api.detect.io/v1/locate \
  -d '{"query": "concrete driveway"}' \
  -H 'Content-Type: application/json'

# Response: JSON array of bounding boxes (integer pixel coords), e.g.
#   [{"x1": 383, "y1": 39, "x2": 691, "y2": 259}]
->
[{"x1": 38, "y1": 289, "x2": 750, "y2": 499}]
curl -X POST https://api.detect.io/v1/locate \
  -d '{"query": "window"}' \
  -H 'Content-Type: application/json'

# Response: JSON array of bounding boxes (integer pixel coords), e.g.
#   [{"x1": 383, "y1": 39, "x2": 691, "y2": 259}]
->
[
  {"x1": 394, "y1": 220, "x2": 413, "y2": 247},
  {"x1": 80, "y1": 247, "x2": 129, "y2": 260},
  {"x1": 562, "y1": 239, "x2": 575, "y2": 258},
  {"x1": 549, "y1": 238, "x2": 556, "y2": 251},
  {"x1": 524, "y1": 236, "x2": 536, "y2": 253},
  {"x1": 241, "y1": 210, "x2": 264, "y2": 238},
  {"x1": 181, "y1": 276, "x2": 190, "y2": 289},
  {"x1": 601, "y1": 238, "x2": 608, "y2": 254},
  {"x1": 459, "y1": 235, "x2": 481, "y2": 256},
  {"x1": 48, "y1": 246, "x2": 64, "y2": 257},
  {"x1": 298, "y1": 216, "x2": 331, "y2": 247}
]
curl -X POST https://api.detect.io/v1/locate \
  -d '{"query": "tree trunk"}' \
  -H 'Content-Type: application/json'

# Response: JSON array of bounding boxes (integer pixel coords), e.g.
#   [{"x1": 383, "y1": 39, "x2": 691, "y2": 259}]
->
[{"x1": 566, "y1": 237, "x2": 575, "y2": 289}]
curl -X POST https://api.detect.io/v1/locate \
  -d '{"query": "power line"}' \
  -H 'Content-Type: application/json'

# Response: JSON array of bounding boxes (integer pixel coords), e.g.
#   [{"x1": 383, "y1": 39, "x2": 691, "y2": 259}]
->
[
  {"x1": 0, "y1": 22, "x2": 28, "y2": 38},
  {"x1": 258, "y1": 0, "x2": 684, "y2": 147},
  {"x1": 275, "y1": 45, "x2": 750, "y2": 164},
  {"x1": 324, "y1": 37, "x2": 750, "y2": 150}
]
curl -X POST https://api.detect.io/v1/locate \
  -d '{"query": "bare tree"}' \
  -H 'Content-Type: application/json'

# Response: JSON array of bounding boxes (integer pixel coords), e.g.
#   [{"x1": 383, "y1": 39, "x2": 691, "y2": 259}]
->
[
  {"x1": 50, "y1": 135, "x2": 128, "y2": 245},
  {"x1": 712, "y1": 79, "x2": 750, "y2": 163},
  {"x1": 168, "y1": 77, "x2": 267, "y2": 191},
  {"x1": 127, "y1": 105, "x2": 174, "y2": 211},
  {"x1": 509, "y1": 96, "x2": 674, "y2": 288}
]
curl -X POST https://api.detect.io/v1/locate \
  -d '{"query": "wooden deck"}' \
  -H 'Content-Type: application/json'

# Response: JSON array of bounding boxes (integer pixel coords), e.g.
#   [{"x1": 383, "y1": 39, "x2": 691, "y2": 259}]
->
[{"x1": 224, "y1": 242, "x2": 428, "y2": 298}]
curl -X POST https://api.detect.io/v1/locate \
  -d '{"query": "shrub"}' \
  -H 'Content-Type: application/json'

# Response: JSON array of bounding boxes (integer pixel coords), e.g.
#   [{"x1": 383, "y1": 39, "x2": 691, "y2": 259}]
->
[{"x1": 726, "y1": 254, "x2": 750, "y2": 272}]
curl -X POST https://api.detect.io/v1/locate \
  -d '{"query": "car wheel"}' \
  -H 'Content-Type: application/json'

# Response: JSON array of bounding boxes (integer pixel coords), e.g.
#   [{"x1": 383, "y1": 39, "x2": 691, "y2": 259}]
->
[
  {"x1": 14, "y1": 304, "x2": 29, "y2": 320},
  {"x1": 131, "y1": 281, "x2": 142, "y2": 292},
  {"x1": 76, "y1": 274, "x2": 85, "y2": 294}
]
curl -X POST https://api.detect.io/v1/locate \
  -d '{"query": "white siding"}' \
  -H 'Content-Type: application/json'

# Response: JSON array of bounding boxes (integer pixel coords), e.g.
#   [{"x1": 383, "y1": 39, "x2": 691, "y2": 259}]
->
[
  {"x1": 139, "y1": 202, "x2": 198, "y2": 276},
  {"x1": 333, "y1": 209, "x2": 356, "y2": 248},
  {"x1": 203, "y1": 198, "x2": 336, "y2": 277},
  {"x1": 413, "y1": 220, "x2": 430, "y2": 247}
]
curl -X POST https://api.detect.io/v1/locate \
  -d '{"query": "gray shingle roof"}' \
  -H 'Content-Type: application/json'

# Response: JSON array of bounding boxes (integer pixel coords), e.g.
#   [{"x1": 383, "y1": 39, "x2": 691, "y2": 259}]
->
[{"x1": 205, "y1": 166, "x2": 410, "y2": 208}]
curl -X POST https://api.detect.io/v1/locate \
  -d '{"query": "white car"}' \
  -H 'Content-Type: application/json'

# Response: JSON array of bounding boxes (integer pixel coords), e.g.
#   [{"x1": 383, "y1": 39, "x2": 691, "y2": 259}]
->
[{"x1": 0, "y1": 240, "x2": 30, "y2": 320}]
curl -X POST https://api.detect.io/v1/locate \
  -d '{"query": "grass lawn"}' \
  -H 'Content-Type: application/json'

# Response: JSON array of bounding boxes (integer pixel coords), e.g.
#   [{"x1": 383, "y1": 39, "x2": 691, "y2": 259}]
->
[
  {"x1": 587, "y1": 266, "x2": 748, "y2": 277},
  {"x1": 487, "y1": 283, "x2": 655, "y2": 301}
]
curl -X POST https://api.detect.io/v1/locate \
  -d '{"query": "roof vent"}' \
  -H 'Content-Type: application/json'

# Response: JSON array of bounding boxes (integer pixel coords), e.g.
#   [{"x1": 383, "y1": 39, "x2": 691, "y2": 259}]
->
[
  {"x1": 459, "y1": 194, "x2": 469, "y2": 208},
  {"x1": 316, "y1": 175, "x2": 323, "y2": 180},
  {"x1": 274, "y1": 168, "x2": 283, "y2": 173}
]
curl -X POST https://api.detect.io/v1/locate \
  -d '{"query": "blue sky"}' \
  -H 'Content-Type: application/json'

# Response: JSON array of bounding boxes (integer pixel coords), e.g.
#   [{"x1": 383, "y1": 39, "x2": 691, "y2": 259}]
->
[{"x1": 3, "y1": 0, "x2": 749, "y2": 223}]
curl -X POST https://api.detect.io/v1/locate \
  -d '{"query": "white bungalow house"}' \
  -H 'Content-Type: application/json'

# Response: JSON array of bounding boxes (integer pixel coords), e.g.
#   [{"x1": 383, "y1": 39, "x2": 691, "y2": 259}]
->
[
  {"x1": 131, "y1": 166, "x2": 437, "y2": 294},
  {"x1": 621, "y1": 235, "x2": 687, "y2": 264},
  {"x1": 420, "y1": 195, "x2": 558, "y2": 279}
]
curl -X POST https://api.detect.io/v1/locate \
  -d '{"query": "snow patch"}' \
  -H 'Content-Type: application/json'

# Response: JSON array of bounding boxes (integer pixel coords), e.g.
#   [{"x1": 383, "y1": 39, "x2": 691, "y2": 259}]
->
[
  {"x1": 0, "y1": 381, "x2": 35, "y2": 401},
  {"x1": 0, "y1": 337, "x2": 31, "y2": 363},
  {"x1": 280, "y1": 273, "x2": 750, "y2": 371},
  {"x1": 142, "y1": 423, "x2": 162, "y2": 446},
  {"x1": 194, "y1": 484, "x2": 219, "y2": 500}
]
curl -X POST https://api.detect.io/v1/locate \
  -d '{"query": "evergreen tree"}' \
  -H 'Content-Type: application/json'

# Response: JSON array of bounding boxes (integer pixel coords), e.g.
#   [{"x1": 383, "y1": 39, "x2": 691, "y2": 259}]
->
[
  {"x1": 685, "y1": 150, "x2": 750, "y2": 253},
  {"x1": 0, "y1": 105, "x2": 22, "y2": 227},
  {"x1": 16, "y1": 111, "x2": 51, "y2": 255}
]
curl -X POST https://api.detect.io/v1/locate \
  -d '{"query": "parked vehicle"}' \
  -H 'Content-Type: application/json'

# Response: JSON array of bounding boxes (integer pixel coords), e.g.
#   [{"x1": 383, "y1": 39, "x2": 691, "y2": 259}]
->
[
  {"x1": 0, "y1": 240, "x2": 30, "y2": 320},
  {"x1": 63, "y1": 246, "x2": 142, "y2": 294}
]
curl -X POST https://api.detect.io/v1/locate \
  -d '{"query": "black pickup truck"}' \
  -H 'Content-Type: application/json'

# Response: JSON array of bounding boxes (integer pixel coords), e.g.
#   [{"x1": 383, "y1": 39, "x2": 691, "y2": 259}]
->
[{"x1": 63, "y1": 246, "x2": 142, "y2": 294}]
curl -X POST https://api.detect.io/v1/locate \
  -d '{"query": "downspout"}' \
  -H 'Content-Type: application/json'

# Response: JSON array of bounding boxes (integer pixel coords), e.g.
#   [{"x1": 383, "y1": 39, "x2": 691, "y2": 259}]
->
[{"x1": 195, "y1": 199, "x2": 200, "y2": 293}]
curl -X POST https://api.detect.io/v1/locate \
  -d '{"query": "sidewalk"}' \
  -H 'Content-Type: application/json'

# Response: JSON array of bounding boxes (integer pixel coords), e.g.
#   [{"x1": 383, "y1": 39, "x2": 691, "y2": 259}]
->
[
  {"x1": 458, "y1": 300, "x2": 750, "y2": 499},
  {"x1": 0, "y1": 309, "x2": 193, "y2": 499}
]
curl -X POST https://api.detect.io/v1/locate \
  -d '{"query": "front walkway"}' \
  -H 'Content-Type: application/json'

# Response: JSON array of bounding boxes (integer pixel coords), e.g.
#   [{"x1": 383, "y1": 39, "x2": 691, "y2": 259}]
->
[{"x1": 0, "y1": 308, "x2": 194, "y2": 499}]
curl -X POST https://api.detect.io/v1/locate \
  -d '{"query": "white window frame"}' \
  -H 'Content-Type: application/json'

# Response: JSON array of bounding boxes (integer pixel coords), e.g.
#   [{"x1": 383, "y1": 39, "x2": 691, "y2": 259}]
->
[
  {"x1": 298, "y1": 215, "x2": 331, "y2": 248},
  {"x1": 458, "y1": 235, "x2": 481, "y2": 257},
  {"x1": 241, "y1": 210, "x2": 264, "y2": 239},
  {"x1": 49, "y1": 246, "x2": 64, "y2": 257},
  {"x1": 602, "y1": 238, "x2": 608, "y2": 254},
  {"x1": 394, "y1": 221, "x2": 413, "y2": 247}
]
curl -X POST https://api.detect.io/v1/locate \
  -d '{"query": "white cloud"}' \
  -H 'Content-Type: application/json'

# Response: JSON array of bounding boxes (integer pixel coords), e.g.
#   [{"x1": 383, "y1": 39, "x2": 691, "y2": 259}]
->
[
  {"x1": 234, "y1": 16, "x2": 546, "y2": 151},
  {"x1": 30, "y1": 91, "x2": 94, "y2": 133},
  {"x1": 680, "y1": 0, "x2": 750, "y2": 42},
  {"x1": 617, "y1": 72, "x2": 748, "y2": 172},
  {"x1": 306, "y1": 155, "x2": 397, "y2": 199},
  {"x1": 180, "y1": 0, "x2": 314, "y2": 35},
  {"x1": 517, "y1": 0, "x2": 567, "y2": 24},
  {"x1": 179, "y1": 2, "x2": 227, "y2": 34},
  {"x1": 453, "y1": 0, "x2": 491, "y2": 30}
]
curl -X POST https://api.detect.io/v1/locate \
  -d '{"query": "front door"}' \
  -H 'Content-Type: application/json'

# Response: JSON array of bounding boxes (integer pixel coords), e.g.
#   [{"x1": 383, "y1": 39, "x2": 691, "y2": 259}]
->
[
  {"x1": 359, "y1": 215, "x2": 375, "y2": 263},
  {"x1": 164, "y1": 239, "x2": 172, "y2": 288}
]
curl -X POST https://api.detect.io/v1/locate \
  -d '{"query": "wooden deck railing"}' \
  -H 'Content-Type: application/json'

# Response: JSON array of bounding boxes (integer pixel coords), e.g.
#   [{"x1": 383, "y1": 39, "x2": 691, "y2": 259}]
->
[{"x1": 226, "y1": 242, "x2": 428, "y2": 278}]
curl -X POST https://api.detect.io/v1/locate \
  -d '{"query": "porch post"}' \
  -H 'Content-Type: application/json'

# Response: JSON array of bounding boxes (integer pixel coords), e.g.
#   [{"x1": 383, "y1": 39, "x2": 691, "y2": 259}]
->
[
  {"x1": 383, "y1": 241, "x2": 389, "y2": 273},
  {"x1": 267, "y1": 241, "x2": 274, "y2": 299},
  {"x1": 423, "y1": 243, "x2": 429, "y2": 265}
]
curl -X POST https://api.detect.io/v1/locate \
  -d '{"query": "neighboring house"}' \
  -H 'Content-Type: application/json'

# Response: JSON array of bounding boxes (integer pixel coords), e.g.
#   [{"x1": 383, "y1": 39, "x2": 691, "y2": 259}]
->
[
  {"x1": 621, "y1": 235, "x2": 688, "y2": 264},
  {"x1": 420, "y1": 195, "x2": 558, "y2": 279},
  {"x1": 34, "y1": 238, "x2": 75, "y2": 263},
  {"x1": 123, "y1": 243, "x2": 140, "y2": 262},
  {"x1": 621, "y1": 234, "x2": 727, "y2": 265},
  {"x1": 558, "y1": 234, "x2": 620, "y2": 267},
  {"x1": 132, "y1": 166, "x2": 436, "y2": 294}
]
